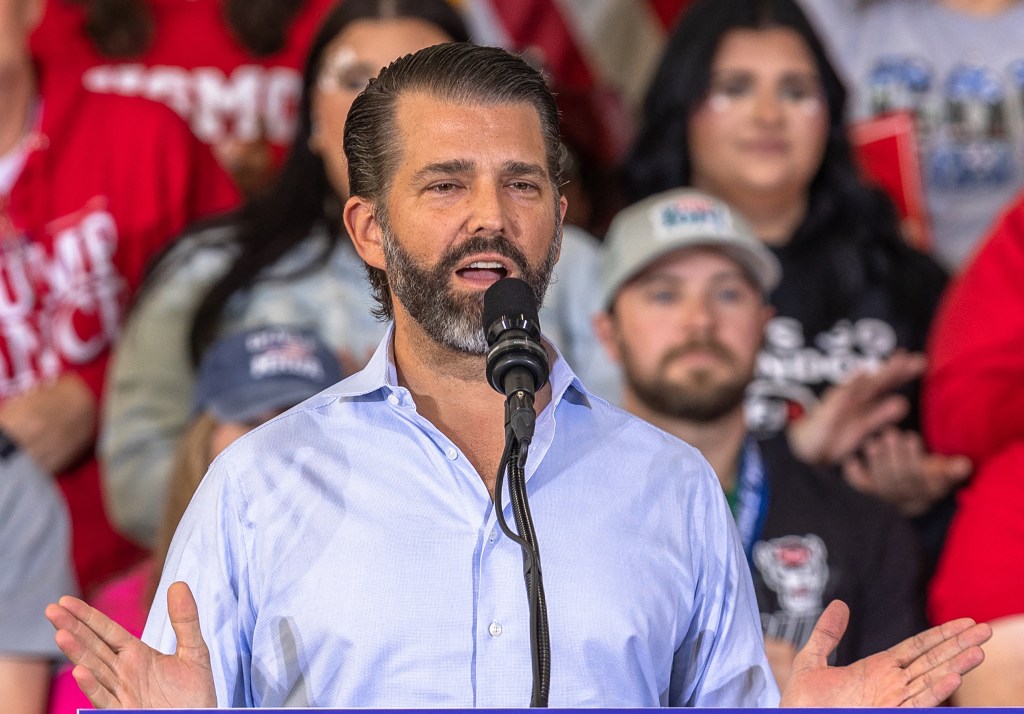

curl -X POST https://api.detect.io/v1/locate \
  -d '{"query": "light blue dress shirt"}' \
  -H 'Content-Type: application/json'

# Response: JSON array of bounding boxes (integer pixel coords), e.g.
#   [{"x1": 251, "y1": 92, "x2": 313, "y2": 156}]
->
[{"x1": 144, "y1": 327, "x2": 779, "y2": 708}]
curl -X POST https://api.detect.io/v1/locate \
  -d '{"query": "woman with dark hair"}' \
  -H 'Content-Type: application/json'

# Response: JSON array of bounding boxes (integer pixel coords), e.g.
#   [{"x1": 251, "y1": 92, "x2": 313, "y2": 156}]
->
[
  {"x1": 100, "y1": 0, "x2": 471, "y2": 549},
  {"x1": 624, "y1": 0, "x2": 968, "y2": 543}
]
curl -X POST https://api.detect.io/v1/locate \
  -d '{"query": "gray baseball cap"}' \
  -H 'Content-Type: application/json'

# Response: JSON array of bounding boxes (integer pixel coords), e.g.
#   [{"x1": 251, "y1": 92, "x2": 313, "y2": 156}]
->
[{"x1": 601, "y1": 188, "x2": 781, "y2": 308}]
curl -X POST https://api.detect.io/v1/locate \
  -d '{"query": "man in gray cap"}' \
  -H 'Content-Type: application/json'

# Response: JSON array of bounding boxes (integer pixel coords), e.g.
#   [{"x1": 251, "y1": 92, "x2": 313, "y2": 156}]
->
[{"x1": 596, "y1": 188, "x2": 925, "y2": 689}]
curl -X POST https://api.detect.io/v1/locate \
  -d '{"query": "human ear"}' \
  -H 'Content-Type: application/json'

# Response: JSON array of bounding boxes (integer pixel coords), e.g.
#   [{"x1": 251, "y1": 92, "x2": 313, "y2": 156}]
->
[
  {"x1": 343, "y1": 196, "x2": 386, "y2": 270},
  {"x1": 592, "y1": 310, "x2": 624, "y2": 366}
]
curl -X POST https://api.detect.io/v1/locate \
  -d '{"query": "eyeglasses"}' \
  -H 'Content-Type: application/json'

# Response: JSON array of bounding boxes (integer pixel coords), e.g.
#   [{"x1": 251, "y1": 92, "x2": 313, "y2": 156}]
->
[{"x1": 317, "y1": 47, "x2": 376, "y2": 94}]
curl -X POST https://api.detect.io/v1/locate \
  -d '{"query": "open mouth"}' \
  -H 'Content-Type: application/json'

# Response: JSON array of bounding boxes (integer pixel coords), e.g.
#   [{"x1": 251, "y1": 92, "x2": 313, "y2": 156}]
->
[{"x1": 455, "y1": 260, "x2": 510, "y2": 284}]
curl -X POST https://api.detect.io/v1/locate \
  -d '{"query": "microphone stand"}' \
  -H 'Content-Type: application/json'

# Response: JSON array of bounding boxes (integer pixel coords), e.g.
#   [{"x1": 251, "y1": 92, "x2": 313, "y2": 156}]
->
[
  {"x1": 492, "y1": 385, "x2": 551, "y2": 708},
  {"x1": 483, "y1": 278, "x2": 552, "y2": 706}
]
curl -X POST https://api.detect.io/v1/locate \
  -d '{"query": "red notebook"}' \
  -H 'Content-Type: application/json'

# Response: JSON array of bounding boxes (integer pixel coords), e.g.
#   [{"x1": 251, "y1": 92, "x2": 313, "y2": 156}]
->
[{"x1": 850, "y1": 111, "x2": 932, "y2": 252}]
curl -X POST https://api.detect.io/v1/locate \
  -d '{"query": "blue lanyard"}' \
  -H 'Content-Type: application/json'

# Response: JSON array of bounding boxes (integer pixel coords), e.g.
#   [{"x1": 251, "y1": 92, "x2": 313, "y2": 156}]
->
[{"x1": 730, "y1": 437, "x2": 770, "y2": 564}]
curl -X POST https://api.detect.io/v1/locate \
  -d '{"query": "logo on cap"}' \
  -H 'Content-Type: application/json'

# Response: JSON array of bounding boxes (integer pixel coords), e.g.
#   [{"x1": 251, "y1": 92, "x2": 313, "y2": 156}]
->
[
  {"x1": 248, "y1": 331, "x2": 325, "y2": 382},
  {"x1": 652, "y1": 195, "x2": 734, "y2": 240}
]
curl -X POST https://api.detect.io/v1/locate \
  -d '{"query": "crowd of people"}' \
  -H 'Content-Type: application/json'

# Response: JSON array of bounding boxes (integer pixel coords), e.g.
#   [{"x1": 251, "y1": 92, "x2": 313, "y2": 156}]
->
[{"x1": 1, "y1": 0, "x2": 1021, "y2": 710}]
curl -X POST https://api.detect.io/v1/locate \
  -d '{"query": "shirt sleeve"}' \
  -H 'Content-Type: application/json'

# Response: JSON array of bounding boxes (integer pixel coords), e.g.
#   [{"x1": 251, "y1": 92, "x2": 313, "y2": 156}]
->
[
  {"x1": 142, "y1": 451, "x2": 256, "y2": 707},
  {"x1": 669, "y1": 460, "x2": 780, "y2": 707}
]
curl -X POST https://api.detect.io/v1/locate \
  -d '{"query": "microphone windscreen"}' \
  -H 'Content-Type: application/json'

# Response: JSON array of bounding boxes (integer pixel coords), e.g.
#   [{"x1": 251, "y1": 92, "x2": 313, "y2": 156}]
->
[{"x1": 482, "y1": 278, "x2": 539, "y2": 330}]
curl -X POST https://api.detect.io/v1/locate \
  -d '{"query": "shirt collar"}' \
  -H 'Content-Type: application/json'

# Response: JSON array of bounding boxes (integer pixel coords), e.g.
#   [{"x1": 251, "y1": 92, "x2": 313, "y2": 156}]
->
[{"x1": 325, "y1": 322, "x2": 591, "y2": 413}]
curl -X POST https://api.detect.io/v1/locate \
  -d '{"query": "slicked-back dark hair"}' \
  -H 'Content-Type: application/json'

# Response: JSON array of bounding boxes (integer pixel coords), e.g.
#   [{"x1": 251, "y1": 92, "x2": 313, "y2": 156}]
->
[
  {"x1": 344, "y1": 42, "x2": 565, "y2": 319},
  {"x1": 624, "y1": 0, "x2": 946, "y2": 330},
  {"x1": 136, "y1": 0, "x2": 470, "y2": 365}
]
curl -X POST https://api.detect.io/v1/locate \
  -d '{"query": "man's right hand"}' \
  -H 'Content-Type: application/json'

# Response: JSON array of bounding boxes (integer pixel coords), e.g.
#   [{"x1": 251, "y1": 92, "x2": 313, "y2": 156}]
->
[{"x1": 45, "y1": 581, "x2": 216, "y2": 708}]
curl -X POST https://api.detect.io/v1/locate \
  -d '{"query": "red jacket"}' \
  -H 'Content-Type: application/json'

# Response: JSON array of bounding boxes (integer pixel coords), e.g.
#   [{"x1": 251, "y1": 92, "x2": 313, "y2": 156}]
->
[
  {"x1": 929, "y1": 443, "x2": 1024, "y2": 624},
  {"x1": 923, "y1": 193, "x2": 1024, "y2": 464},
  {"x1": 2, "y1": 71, "x2": 239, "y2": 591}
]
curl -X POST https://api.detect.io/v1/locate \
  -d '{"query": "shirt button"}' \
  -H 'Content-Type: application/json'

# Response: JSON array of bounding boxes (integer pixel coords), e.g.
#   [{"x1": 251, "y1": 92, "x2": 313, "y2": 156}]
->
[
  {"x1": 387, "y1": 394, "x2": 399, "y2": 406},
  {"x1": 445, "y1": 447, "x2": 458, "y2": 460},
  {"x1": 488, "y1": 529, "x2": 497, "y2": 543},
  {"x1": 488, "y1": 621, "x2": 502, "y2": 637}
]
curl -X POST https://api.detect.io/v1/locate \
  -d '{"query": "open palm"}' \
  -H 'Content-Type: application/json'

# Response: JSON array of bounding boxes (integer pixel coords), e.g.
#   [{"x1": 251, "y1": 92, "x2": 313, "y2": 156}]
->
[
  {"x1": 46, "y1": 581, "x2": 216, "y2": 708},
  {"x1": 781, "y1": 601, "x2": 991, "y2": 707}
]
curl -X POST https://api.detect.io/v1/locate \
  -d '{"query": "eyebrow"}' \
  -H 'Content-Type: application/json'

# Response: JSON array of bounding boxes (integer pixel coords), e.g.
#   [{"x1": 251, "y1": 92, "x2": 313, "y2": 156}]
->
[
  {"x1": 410, "y1": 159, "x2": 475, "y2": 185},
  {"x1": 710, "y1": 68, "x2": 821, "y2": 82},
  {"x1": 409, "y1": 159, "x2": 550, "y2": 185},
  {"x1": 503, "y1": 161, "x2": 548, "y2": 180}
]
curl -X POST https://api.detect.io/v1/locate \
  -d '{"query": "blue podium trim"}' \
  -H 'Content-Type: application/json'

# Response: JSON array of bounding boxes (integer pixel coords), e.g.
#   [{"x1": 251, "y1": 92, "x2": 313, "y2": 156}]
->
[{"x1": 95, "y1": 710, "x2": 1020, "y2": 713}]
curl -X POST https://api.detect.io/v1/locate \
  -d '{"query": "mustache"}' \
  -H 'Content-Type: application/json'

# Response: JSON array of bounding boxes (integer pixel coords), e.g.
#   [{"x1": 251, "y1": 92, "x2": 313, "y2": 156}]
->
[
  {"x1": 659, "y1": 340, "x2": 736, "y2": 368},
  {"x1": 438, "y1": 234, "x2": 530, "y2": 277}
]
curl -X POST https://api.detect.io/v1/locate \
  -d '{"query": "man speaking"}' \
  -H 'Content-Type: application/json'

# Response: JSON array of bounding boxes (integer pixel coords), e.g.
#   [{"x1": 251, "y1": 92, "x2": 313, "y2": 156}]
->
[{"x1": 47, "y1": 43, "x2": 989, "y2": 708}]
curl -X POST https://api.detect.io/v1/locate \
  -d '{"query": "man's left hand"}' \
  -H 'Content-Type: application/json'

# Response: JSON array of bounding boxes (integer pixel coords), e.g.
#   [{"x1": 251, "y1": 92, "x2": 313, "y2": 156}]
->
[{"x1": 780, "y1": 600, "x2": 991, "y2": 707}]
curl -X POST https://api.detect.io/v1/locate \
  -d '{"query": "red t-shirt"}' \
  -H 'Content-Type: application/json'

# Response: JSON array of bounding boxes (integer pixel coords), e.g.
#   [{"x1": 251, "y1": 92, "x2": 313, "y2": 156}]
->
[
  {"x1": 30, "y1": 0, "x2": 336, "y2": 160},
  {"x1": 2, "y1": 71, "x2": 239, "y2": 591}
]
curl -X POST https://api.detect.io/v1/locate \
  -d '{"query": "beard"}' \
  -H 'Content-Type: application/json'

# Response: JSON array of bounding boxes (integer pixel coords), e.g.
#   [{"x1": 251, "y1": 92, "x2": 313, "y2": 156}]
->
[
  {"x1": 621, "y1": 339, "x2": 752, "y2": 422},
  {"x1": 381, "y1": 220, "x2": 561, "y2": 355}
]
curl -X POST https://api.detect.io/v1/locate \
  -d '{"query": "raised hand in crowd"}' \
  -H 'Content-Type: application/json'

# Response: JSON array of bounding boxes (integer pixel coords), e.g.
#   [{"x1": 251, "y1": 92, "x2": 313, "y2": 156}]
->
[
  {"x1": 786, "y1": 350, "x2": 923, "y2": 466},
  {"x1": 842, "y1": 427, "x2": 972, "y2": 517},
  {"x1": 786, "y1": 351, "x2": 970, "y2": 515},
  {"x1": 0, "y1": 373, "x2": 96, "y2": 475}
]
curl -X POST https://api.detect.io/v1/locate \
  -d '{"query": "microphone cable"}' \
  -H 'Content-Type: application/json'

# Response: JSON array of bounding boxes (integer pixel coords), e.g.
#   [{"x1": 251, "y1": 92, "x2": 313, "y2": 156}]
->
[{"x1": 493, "y1": 426, "x2": 551, "y2": 707}]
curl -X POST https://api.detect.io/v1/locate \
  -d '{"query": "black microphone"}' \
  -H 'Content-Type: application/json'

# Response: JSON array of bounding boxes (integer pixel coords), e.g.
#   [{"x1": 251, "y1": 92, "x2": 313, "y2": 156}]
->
[{"x1": 483, "y1": 278, "x2": 549, "y2": 448}]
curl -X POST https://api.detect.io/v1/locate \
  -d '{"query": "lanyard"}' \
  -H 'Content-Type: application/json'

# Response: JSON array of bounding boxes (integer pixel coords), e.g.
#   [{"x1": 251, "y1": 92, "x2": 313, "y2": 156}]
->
[{"x1": 727, "y1": 437, "x2": 770, "y2": 563}]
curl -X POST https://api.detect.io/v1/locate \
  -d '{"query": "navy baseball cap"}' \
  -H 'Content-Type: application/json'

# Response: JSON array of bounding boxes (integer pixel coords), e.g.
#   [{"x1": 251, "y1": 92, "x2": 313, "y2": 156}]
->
[{"x1": 192, "y1": 326, "x2": 344, "y2": 423}]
